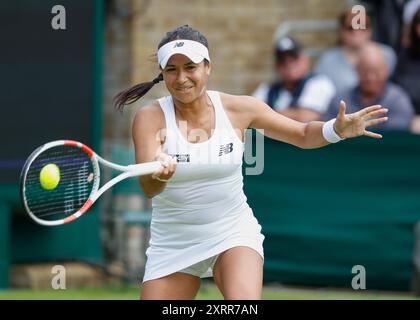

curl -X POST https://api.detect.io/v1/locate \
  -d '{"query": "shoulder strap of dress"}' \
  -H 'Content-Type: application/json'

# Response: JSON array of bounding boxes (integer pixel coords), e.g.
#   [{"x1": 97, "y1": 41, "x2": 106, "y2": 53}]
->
[
  {"x1": 207, "y1": 90, "x2": 237, "y2": 135},
  {"x1": 157, "y1": 95, "x2": 176, "y2": 131}
]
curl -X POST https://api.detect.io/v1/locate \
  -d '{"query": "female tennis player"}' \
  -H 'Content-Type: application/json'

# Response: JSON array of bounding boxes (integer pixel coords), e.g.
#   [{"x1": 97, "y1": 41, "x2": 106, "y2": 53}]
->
[{"x1": 114, "y1": 25, "x2": 388, "y2": 300}]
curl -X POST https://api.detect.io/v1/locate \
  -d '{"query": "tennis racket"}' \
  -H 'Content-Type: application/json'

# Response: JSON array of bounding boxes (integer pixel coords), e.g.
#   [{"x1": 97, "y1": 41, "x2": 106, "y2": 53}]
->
[{"x1": 20, "y1": 140, "x2": 162, "y2": 227}]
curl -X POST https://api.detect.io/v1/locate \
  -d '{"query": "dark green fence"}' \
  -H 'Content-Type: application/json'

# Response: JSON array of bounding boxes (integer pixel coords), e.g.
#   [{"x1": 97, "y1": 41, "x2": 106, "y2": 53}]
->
[
  {"x1": 244, "y1": 131, "x2": 420, "y2": 291},
  {"x1": 0, "y1": 0, "x2": 104, "y2": 288}
]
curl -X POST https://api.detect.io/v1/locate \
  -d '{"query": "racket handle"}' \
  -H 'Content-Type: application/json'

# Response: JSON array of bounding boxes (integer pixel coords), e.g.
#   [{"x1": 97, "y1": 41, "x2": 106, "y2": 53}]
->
[{"x1": 127, "y1": 161, "x2": 162, "y2": 177}]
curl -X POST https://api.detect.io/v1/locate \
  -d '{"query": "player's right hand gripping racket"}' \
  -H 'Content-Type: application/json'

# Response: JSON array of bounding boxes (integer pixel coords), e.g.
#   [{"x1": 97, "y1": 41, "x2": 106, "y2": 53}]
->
[{"x1": 20, "y1": 140, "x2": 162, "y2": 226}]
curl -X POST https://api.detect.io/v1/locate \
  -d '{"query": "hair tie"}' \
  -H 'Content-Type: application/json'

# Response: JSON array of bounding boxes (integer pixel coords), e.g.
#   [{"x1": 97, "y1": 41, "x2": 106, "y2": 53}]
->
[{"x1": 152, "y1": 74, "x2": 163, "y2": 84}]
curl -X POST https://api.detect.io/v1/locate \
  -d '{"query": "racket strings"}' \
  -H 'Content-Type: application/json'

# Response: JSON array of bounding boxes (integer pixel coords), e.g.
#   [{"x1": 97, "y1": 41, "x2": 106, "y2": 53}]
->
[{"x1": 24, "y1": 146, "x2": 95, "y2": 221}]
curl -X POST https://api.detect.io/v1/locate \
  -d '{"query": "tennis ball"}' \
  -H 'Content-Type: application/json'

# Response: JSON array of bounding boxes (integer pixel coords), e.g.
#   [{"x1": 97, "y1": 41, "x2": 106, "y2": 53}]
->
[{"x1": 39, "y1": 163, "x2": 61, "y2": 190}]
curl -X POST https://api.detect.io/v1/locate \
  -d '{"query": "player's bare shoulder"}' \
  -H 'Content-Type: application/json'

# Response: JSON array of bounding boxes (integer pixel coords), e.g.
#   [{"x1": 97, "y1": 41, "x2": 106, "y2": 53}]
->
[
  {"x1": 132, "y1": 101, "x2": 166, "y2": 144},
  {"x1": 133, "y1": 101, "x2": 165, "y2": 132}
]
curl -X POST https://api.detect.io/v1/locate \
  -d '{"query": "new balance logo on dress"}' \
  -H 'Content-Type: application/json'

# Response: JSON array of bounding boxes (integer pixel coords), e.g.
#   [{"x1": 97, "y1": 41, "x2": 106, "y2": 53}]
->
[{"x1": 219, "y1": 143, "x2": 233, "y2": 156}]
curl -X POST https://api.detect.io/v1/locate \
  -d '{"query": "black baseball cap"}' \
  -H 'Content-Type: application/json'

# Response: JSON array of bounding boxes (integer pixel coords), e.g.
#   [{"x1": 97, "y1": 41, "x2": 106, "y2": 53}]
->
[{"x1": 274, "y1": 36, "x2": 302, "y2": 60}]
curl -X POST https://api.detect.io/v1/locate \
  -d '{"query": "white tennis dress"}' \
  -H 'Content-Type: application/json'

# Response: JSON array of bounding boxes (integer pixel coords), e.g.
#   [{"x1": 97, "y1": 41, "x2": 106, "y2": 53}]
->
[{"x1": 142, "y1": 90, "x2": 265, "y2": 282}]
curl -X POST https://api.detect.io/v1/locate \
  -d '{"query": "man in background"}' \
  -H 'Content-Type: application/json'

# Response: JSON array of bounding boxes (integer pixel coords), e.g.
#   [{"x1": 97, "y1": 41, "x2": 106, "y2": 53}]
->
[
  {"x1": 324, "y1": 43, "x2": 414, "y2": 131},
  {"x1": 253, "y1": 36, "x2": 335, "y2": 122}
]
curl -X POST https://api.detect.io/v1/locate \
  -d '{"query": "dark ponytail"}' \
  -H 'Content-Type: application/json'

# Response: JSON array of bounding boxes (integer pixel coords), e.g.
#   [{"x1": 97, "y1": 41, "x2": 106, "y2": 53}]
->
[
  {"x1": 113, "y1": 73, "x2": 163, "y2": 111},
  {"x1": 113, "y1": 25, "x2": 208, "y2": 112}
]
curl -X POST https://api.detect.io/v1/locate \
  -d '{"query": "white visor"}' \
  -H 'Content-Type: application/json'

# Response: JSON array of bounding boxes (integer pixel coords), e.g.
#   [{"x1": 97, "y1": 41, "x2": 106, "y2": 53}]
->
[{"x1": 157, "y1": 39, "x2": 210, "y2": 69}]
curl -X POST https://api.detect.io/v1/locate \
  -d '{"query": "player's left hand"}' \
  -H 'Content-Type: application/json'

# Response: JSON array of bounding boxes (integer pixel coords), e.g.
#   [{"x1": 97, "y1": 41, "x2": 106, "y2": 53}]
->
[{"x1": 334, "y1": 100, "x2": 388, "y2": 139}]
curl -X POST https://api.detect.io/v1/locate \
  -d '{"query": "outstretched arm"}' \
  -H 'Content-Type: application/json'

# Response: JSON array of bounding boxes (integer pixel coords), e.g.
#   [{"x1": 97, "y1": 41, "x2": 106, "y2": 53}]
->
[{"x1": 232, "y1": 95, "x2": 388, "y2": 149}]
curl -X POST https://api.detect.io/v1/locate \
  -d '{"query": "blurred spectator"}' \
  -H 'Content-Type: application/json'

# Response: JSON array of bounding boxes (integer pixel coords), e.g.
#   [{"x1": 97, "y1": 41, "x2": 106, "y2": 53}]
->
[
  {"x1": 324, "y1": 44, "x2": 414, "y2": 131},
  {"x1": 394, "y1": 8, "x2": 420, "y2": 133},
  {"x1": 363, "y1": 0, "x2": 405, "y2": 51},
  {"x1": 402, "y1": 0, "x2": 420, "y2": 47},
  {"x1": 252, "y1": 36, "x2": 335, "y2": 122},
  {"x1": 404, "y1": 0, "x2": 420, "y2": 25},
  {"x1": 314, "y1": 9, "x2": 397, "y2": 95}
]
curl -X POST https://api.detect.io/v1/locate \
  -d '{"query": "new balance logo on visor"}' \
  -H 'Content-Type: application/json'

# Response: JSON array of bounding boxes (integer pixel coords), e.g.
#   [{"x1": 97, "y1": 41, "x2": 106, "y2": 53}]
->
[
  {"x1": 173, "y1": 42, "x2": 184, "y2": 48},
  {"x1": 219, "y1": 143, "x2": 233, "y2": 156}
]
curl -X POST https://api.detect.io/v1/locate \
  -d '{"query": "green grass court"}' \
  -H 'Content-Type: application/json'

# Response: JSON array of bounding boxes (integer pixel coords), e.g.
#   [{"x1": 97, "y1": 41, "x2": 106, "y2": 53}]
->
[{"x1": 0, "y1": 282, "x2": 418, "y2": 300}]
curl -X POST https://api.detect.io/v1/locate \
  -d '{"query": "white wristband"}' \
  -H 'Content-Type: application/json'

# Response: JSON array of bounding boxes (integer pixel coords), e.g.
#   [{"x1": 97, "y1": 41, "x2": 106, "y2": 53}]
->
[
  {"x1": 322, "y1": 119, "x2": 344, "y2": 143},
  {"x1": 155, "y1": 177, "x2": 169, "y2": 182}
]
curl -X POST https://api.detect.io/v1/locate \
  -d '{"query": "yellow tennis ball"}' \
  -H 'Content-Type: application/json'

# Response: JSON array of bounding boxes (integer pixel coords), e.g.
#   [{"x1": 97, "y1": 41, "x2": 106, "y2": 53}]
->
[{"x1": 39, "y1": 163, "x2": 61, "y2": 190}]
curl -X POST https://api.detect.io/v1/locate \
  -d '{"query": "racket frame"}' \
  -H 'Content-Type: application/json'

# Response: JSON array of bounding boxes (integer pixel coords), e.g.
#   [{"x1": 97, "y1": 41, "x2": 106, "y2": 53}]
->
[{"x1": 20, "y1": 140, "x2": 161, "y2": 226}]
